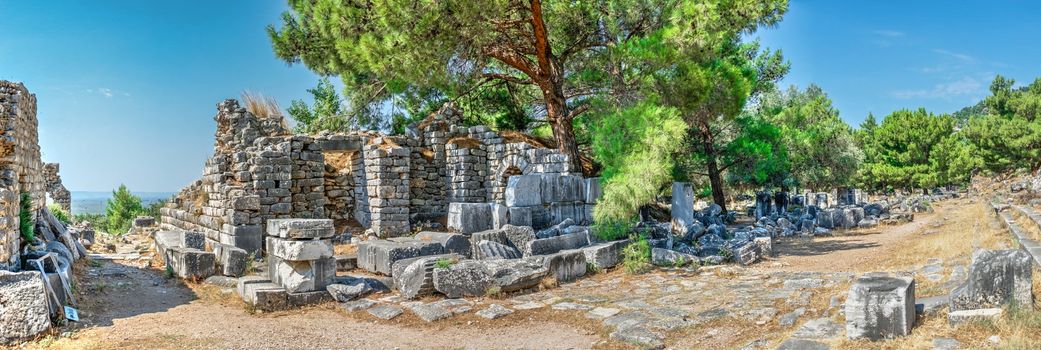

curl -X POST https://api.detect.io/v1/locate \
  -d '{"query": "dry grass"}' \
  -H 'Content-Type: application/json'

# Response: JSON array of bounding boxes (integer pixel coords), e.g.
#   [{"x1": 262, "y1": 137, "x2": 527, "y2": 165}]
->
[
  {"x1": 863, "y1": 199, "x2": 1011, "y2": 273},
  {"x1": 821, "y1": 198, "x2": 1041, "y2": 350},
  {"x1": 241, "y1": 91, "x2": 283, "y2": 119},
  {"x1": 333, "y1": 243, "x2": 357, "y2": 256},
  {"x1": 446, "y1": 136, "x2": 482, "y2": 149},
  {"x1": 322, "y1": 151, "x2": 355, "y2": 173}
]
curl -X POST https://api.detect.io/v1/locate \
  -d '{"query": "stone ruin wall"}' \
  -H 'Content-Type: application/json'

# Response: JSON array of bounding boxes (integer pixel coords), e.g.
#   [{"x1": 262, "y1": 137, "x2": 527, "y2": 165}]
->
[
  {"x1": 0, "y1": 81, "x2": 54, "y2": 271},
  {"x1": 162, "y1": 100, "x2": 581, "y2": 254},
  {"x1": 43, "y1": 163, "x2": 71, "y2": 212}
]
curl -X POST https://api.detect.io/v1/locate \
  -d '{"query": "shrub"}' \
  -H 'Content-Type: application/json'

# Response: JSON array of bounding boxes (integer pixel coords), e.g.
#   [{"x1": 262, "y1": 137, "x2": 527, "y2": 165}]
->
[
  {"x1": 19, "y1": 192, "x2": 34, "y2": 241},
  {"x1": 592, "y1": 218, "x2": 633, "y2": 241},
  {"x1": 591, "y1": 102, "x2": 687, "y2": 223},
  {"x1": 434, "y1": 258, "x2": 455, "y2": 269},
  {"x1": 104, "y1": 184, "x2": 143, "y2": 234},
  {"x1": 73, "y1": 213, "x2": 107, "y2": 231},
  {"x1": 622, "y1": 232, "x2": 652, "y2": 274},
  {"x1": 48, "y1": 204, "x2": 71, "y2": 225}
]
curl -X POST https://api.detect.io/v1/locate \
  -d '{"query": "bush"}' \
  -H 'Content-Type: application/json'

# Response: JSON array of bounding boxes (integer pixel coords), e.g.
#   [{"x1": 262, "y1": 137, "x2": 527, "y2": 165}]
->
[
  {"x1": 73, "y1": 213, "x2": 107, "y2": 230},
  {"x1": 622, "y1": 232, "x2": 652, "y2": 274},
  {"x1": 104, "y1": 184, "x2": 143, "y2": 234},
  {"x1": 593, "y1": 218, "x2": 636, "y2": 241},
  {"x1": 19, "y1": 192, "x2": 34, "y2": 242},
  {"x1": 48, "y1": 204, "x2": 71, "y2": 225},
  {"x1": 591, "y1": 102, "x2": 688, "y2": 223}
]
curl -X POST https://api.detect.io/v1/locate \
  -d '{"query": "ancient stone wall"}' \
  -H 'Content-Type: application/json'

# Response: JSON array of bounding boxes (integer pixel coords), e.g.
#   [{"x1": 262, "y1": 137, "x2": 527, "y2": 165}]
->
[
  {"x1": 0, "y1": 81, "x2": 50, "y2": 271},
  {"x1": 42, "y1": 163, "x2": 70, "y2": 211},
  {"x1": 164, "y1": 100, "x2": 580, "y2": 249}
]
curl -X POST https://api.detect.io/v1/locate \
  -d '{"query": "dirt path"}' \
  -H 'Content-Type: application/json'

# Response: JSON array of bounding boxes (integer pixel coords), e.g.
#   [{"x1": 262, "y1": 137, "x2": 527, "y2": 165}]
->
[
  {"x1": 34, "y1": 202, "x2": 983, "y2": 350},
  {"x1": 46, "y1": 260, "x2": 601, "y2": 350},
  {"x1": 761, "y1": 208, "x2": 943, "y2": 273}
]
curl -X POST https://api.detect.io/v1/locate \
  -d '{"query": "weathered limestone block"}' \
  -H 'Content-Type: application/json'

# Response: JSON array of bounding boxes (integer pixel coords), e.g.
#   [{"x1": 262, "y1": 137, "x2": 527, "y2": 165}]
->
[
  {"x1": 470, "y1": 229, "x2": 510, "y2": 252},
  {"x1": 357, "y1": 239, "x2": 444, "y2": 275},
  {"x1": 583, "y1": 177, "x2": 601, "y2": 204},
  {"x1": 433, "y1": 260, "x2": 495, "y2": 298},
  {"x1": 582, "y1": 240, "x2": 628, "y2": 270},
  {"x1": 239, "y1": 279, "x2": 289, "y2": 312},
  {"x1": 394, "y1": 255, "x2": 459, "y2": 299},
  {"x1": 266, "y1": 236, "x2": 333, "y2": 261},
  {"x1": 165, "y1": 246, "x2": 216, "y2": 279},
  {"x1": 754, "y1": 237, "x2": 773, "y2": 257},
  {"x1": 485, "y1": 258, "x2": 550, "y2": 292},
  {"x1": 845, "y1": 275, "x2": 916, "y2": 340},
  {"x1": 490, "y1": 203, "x2": 509, "y2": 229},
  {"x1": 529, "y1": 249, "x2": 587, "y2": 282},
  {"x1": 525, "y1": 232, "x2": 589, "y2": 256},
  {"x1": 266, "y1": 218, "x2": 335, "y2": 239},
  {"x1": 671, "y1": 182, "x2": 695, "y2": 234},
  {"x1": 269, "y1": 255, "x2": 336, "y2": 293},
  {"x1": 447, "y1": 202, "x2": 493, "y2": 234},
  {"x1": 0, "y1": 271, "x2": 50, "y2": 344},
  {"x1": 734, "y1": 241, "x2": 760, "y2": 266},
  {"x1": 950, "y1": 249, "x2": 1033, "y2": 311},
  {"x1": 219, "y1": 225, "x2": 263, "y2": 256},
  {"x1": 948, "y1": 308, "x2": 1003, "y2": 325},
  {"x1": 501, "y1": 224, "x2": 535, "y2": 253},
  {"x1": 507, "y1": 207, "x2": 533, "y2": 227},
  {"x1": 505, "y1": 175, "x2": 542, "y2": 207},
  {"x1": 180, "y1": 231, "x2": 206, "y2": 250},
  {"x1": 414, "y1": 231, "x2": 472, "y2": 257},
  {"x1": 212, "y1": 243, "x2": 248, "y2": 277},
  {"x1": 475, "y1": 240, "x2": 522, "y2": 260},
  {"x1": 133, "y1": 216, "x2": 156, "y2": 228},
  {"x1": 651, "y1": 248, "x2": 699, "y2": 267}
]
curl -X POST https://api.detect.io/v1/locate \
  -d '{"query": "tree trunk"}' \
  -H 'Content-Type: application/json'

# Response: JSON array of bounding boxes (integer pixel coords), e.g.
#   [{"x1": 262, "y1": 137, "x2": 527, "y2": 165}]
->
[
  {"x1": 707, "y1": 154, "x2": 727, "y2": 213},
  {"x1": 697, "y1": 120, "x2": 727, "y2": 213},
  {"x1": 544, "y1": 86, "x2": 583, "y2": 173}
]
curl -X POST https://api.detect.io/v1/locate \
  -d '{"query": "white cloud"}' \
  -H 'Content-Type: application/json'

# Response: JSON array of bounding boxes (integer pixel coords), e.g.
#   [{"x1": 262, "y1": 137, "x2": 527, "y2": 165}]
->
[
  {"x1": 873, "y1": 30, "x2": 905, "y2": 37},
  {"x1": 890, "y1": 76, "x2": 984, "y2": 100},
  {"x1": 932, "y1": 49, "x2": 974, "y2": 62},
  {"x1": 85, "y1": 87, "x2": 130, "y2": 98}
]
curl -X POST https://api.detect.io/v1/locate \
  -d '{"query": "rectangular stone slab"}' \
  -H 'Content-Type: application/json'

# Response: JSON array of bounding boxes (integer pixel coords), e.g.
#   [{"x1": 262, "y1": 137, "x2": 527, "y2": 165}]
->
[
  {"x1": 266, "y1": 236, "x2": 334, "y2": 261},
  {"x1": 525, "y1": 232, "x2": 589, "y2": 256},
  {"x1": 357, "y1": 239, "x2": 444, "y2": 275},
  {"x1": 266, "y1": 219, "x2": 335, "y2": 239},
  {"x1": 845, "y1": 274, "x2": 916, "y2": 340}
]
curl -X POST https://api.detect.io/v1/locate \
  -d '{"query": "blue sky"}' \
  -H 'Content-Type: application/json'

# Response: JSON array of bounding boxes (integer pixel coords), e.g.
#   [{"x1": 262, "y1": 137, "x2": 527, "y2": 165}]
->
[
  {"x1": 0, "y1": 1, "x2": 321, "y2": 192},
  {"x1": 2, "y1": 2, "x2": 1040, "y2": 192},
  {"x1": 753, "y1": 1, "x2": 1041, "y2": 125}
]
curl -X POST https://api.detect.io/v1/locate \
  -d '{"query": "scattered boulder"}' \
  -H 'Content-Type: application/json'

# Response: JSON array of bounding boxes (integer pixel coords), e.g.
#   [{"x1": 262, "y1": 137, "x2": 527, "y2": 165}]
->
[
  {"x1": 651, "y1": 248, "x2": 699, "y2": 267},
  {"x1": 433, "y1": 260, "x2": 495, "y2": 298},
  {"x1": 474, "y1": 240, "x2": 522, "y2": 260},
  {"x1": 845, "y1": 274, "x2": 916, "y2": 340},
  {"x1": 414, "y1": 231, "x2": 471, "y2": 257},
  {"x1": 0, "y1": 271, "x2": 51, "y2": 344},
  {"x1": 950, "y1": 249, "x2": 1033, "y2": 311}
]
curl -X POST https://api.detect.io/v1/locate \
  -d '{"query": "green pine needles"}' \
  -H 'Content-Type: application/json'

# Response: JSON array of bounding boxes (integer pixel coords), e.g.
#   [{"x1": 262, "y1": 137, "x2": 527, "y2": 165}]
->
[{"x1": 19, "y1": 192, "x2": 34, "y2": 242}]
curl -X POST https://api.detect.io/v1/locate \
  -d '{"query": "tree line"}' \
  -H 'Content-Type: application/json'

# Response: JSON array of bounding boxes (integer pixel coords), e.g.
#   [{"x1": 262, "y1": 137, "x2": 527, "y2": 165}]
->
[{"x1": 265, "y1": 0, "x2": 1038, "y2": 228}]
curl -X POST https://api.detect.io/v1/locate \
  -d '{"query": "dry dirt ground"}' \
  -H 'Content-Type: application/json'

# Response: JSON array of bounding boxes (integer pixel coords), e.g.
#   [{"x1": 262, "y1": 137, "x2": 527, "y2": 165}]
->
[{"x1": 12, "y1": 196, "x2": 1040, "y2": 350}]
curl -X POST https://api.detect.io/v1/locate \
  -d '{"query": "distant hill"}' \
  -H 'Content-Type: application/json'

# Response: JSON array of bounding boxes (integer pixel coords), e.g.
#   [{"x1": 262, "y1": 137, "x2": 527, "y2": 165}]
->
[{"x1": 952, "y1": 100, "x2": 986, "y2": 126}]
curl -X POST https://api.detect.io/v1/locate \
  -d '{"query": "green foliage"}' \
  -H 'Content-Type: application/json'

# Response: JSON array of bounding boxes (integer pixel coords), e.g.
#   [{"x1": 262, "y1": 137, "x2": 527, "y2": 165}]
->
[
  {"x1": 434, "y1": 258, "x2": 455, "y2": 269},
  {"x1": 287, "y1": 78, "x2": 357, "y2": 133},
  {"x1": 73, "y1": 213, "x2": 106, "y2": 231},
  {"x1": 757, "y1": 85, "x2": 862, "y2": 190},
  {"x1": 962, "y1": 75, "x2": 1041, "y2": 174},
  {"x1": 622, "y1": 233, "x2": 651, "y2": 274},
  {"x1": 269, "y1": 0, "x2": 790, "y2": 166},
  {"x1": 857, "y1": 108, "x2": 972, "y2": 191},
  {"x1": 590, "y1": 102, "x2": 687, "y2": 222},
  {"x1": 723, "y1": 114, "x2": 790, "y2": 188},
  {"x1": 104, "y1": 184, "x2": 143, "y2": 235},
  {"x1": 47, "y1": 204, "x2": 71, "y2": 225},
  {"x1": 19, "y1": 192, "x2": 34, "y2": 242},
  {"x1": 592, "y1": 219, "x2": 633, "y2": 241}
]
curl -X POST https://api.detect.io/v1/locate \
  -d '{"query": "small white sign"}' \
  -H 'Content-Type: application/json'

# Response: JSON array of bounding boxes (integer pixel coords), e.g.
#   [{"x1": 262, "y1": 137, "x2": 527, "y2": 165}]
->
[{"x1": 64, "y1": 306, "x2": 79, "y2": 322}]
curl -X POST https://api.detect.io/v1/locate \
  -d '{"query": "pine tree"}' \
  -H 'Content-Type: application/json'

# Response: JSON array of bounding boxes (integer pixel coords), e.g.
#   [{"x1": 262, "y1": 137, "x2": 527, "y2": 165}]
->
[{"x1": 105, "y1": 184, "x2": 143, "y2": 234}]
